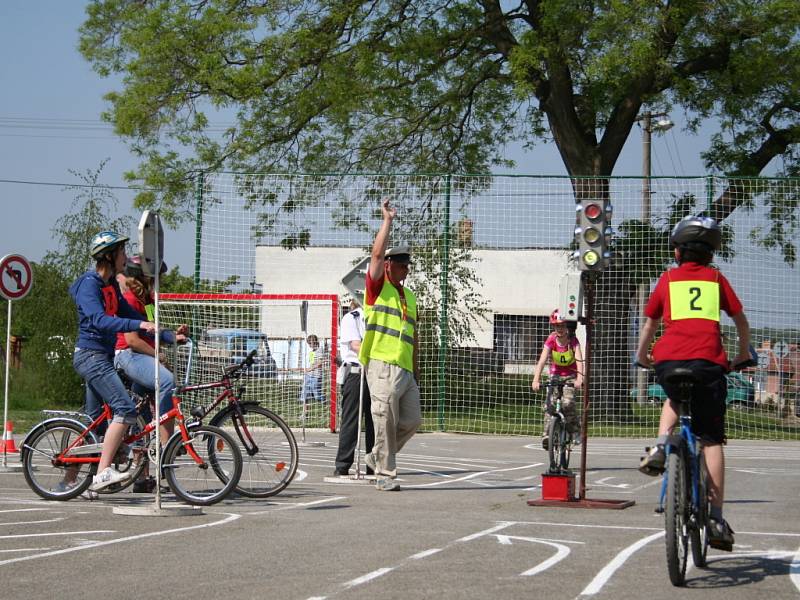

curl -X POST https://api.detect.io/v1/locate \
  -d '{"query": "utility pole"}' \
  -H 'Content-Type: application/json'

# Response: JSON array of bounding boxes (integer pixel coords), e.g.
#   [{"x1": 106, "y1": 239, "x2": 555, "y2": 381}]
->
[{"x1": 635, "y1": 111, "x2": 672, "y2": 402}]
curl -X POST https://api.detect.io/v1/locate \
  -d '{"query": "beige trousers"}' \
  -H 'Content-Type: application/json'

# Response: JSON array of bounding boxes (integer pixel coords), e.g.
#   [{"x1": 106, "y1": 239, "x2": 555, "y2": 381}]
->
[{"x1": 365, "y1": 359, "x2": 422, "y2": 478}]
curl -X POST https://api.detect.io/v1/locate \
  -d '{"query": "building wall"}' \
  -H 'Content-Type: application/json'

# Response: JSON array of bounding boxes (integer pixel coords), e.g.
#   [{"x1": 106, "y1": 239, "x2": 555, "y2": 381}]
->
[{"x1": 254, "y1": 246, "x2": 582, "y2": 352}]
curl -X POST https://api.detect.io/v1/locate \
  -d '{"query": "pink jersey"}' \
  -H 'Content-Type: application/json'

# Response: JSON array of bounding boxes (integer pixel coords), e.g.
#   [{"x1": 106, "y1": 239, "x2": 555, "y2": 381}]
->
[{"x1": 545, "y1": 332, "x2": 580, "y2": 377}]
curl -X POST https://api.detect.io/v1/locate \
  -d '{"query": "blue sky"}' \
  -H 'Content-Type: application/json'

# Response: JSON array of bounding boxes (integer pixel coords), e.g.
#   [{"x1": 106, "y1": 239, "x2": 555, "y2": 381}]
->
[{"x1": 0, "y1": 2, "x2": 724, "y2": 275}]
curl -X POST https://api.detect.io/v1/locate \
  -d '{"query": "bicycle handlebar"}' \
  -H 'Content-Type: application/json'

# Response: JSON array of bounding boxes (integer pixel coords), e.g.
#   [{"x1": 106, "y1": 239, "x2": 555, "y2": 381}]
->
[
  {"x1": 223, "y1": 348, "x2": 258, "y2": 377},
  {"x1": 634, "y1": 358, "x2": 757, "y2": 372}
]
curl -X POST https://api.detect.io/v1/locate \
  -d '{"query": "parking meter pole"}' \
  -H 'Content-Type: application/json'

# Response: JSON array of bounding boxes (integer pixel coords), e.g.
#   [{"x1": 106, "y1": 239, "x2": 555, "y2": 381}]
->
[{"x1": 2, "y1": 301, "x2": 11, "y2": 468}]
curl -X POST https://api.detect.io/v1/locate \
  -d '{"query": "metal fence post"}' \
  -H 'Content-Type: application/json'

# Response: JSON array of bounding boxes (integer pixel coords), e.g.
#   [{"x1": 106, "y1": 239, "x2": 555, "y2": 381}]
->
[
  {"x1": 193, "y1": 172, "x2": 204, "y2": 292},
  {"x1": 437, "y1": 174, "x2": 451, "y2": 431}
]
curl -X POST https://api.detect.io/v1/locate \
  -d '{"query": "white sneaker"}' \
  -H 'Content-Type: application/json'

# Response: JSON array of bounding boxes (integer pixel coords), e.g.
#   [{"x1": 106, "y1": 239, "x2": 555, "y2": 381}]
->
[{"x1": 90, "y1": 467, "x2": 132, "y2": 491}]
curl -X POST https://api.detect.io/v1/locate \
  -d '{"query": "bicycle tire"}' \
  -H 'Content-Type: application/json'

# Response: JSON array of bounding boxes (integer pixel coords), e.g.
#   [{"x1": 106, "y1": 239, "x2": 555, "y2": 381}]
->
[
  {"x1": 210, "y1": 404, "x2": 299, "y2": 498},
  {"x1": 161, "y1": 424, "x2": 242, "y2": 506},
  {"x1": 21, "y1": 419, "x2": 97, "y2": 501},
  {"x1": 547, "y1": 416, "x2": 565, "y2": 473},
  {"x1": 665, "y1": 450, "x2": 689, "y2": 586},
  {"x1": 690, "y1": 452, "x2": 710, "y2": 568},
  {"x1": 96, "y1": 415, "x2": 151, "y2": 495}
]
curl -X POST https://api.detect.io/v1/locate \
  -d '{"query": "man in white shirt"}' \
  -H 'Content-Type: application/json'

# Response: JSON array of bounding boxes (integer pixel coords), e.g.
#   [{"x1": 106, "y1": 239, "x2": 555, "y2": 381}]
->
[{"x1": 333, "y1": 300, "x2": 374, "y2": 476}]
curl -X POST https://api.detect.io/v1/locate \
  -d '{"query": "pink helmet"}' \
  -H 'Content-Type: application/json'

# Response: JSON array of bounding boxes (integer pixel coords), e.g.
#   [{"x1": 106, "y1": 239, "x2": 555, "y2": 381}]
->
[{"x1": 549, "y1": 309, "x2": 565, "y2": 325}]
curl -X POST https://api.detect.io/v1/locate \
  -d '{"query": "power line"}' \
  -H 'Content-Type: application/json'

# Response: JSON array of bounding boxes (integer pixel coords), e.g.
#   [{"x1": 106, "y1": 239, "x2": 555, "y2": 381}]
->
[{"x1": 0, "y1": 177, "x2": 155, "y2": 192}]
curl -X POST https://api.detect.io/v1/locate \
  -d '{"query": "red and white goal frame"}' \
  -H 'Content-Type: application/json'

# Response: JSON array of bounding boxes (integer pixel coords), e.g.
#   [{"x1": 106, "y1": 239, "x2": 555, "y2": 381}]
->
[{"x1": 160, "y1": 293, "x2": 340, "y2": 432}]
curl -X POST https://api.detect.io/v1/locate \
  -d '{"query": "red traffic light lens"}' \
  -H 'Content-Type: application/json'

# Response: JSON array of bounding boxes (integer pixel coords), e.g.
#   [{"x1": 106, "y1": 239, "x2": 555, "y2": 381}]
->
[{"x1": 584, "y1": 203, "x2": 602, "y2": 220}]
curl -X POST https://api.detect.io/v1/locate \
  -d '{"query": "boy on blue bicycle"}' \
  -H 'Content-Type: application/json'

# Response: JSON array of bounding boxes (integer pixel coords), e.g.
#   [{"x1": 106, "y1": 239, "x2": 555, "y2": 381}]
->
[{"x1": 635, "y1": 215, "x2": 751, "y2": 552}]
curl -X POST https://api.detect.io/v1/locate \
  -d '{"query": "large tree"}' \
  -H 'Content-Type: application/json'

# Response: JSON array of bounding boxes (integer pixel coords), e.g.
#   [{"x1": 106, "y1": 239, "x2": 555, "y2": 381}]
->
[
  {"x1": 79, "y1": 0, "x2": 800, "y2": 419},
  {"x1": 79, "y1": 0, "x2": 800, "y2": 214}
]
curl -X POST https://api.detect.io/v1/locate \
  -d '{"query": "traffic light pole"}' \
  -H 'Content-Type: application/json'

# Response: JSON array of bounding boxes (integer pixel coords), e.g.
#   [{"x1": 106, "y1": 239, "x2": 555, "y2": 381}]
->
[{"x1": 578, "y1": 272, "x2": 594, "y2": 501}]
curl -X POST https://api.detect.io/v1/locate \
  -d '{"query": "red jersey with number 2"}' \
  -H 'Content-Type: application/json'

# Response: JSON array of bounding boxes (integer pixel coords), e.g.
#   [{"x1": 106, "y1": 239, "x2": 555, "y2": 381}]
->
[{"x1": 645, "y1": 262, "x2": 743, "y2": 368}]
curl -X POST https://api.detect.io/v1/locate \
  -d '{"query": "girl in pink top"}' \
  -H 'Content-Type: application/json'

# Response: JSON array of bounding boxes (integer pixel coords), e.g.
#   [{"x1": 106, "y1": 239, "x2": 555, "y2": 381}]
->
[{"x1": 532, "y1": 309, "x2": 584, "y2": 450}]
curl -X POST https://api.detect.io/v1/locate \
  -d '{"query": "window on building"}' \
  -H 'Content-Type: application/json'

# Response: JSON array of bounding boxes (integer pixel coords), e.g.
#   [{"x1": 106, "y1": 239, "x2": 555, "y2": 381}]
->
[{"x1": 493, "y1": 314, "x2": 550, "y2": 363}]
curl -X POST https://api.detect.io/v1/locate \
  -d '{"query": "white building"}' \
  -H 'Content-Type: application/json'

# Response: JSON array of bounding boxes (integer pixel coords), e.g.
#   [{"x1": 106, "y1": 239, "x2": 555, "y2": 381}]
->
[{"x1": 255, "y1": 246, "x2": 584, "y2": 373}]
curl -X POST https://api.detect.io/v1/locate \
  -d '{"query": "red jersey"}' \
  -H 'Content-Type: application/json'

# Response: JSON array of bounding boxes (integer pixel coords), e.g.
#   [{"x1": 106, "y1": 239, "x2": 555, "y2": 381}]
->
[
  {"x1": 645, "y1": 262, "x2": 743, "y2": 368},
  {"x1": 115, "y1": 290, "x2": 154, "y2": 351}
]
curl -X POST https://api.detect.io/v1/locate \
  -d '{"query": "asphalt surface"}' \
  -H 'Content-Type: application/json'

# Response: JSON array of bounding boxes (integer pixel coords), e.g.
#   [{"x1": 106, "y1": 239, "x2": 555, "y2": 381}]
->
[{"x1": 1, "y1": 433, "x2": 799, "y2": 600}]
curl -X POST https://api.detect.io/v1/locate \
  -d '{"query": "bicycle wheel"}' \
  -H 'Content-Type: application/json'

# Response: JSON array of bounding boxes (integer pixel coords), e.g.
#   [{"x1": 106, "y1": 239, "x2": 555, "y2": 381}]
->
[
  {"x1": 21, "y1": 419, "x2": 97, "y2": 501},
  {"x1": 547, "y1": 416, "x2": 565, "y2": 473},
  {"x1": 665, "y1": 450, "x2": 689, "y2": 586},
  {"x1": 690, "y1": 452, "x2": 710, "y2": 568},
  {"x1": 96, "y1": 415, "x2": 151, "y2": 495},
  {"x1": 161, "y1": 424, "x2": 242, "y2": 506},
  {"x1": 210, "y1": 404, "x2": 299, "y2": 498}
]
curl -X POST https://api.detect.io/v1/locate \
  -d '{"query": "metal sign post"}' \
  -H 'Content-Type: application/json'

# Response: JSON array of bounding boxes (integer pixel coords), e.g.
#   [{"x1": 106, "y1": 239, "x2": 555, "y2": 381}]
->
[
  {"x1": 297, "y1": 300, "x2": 324, "y2": 447},
  {"x1": 0, "y1": 254, "x2": 32, "y2": 471},
  {"x1": 114, "y1": 212, "x2": 199, "y2": 516}
]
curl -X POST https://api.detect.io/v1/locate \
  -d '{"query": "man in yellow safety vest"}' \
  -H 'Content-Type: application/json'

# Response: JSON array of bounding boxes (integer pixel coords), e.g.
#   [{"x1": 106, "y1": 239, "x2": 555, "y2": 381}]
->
[{"x1": 359, "y1": 199, "x2": 422, "y2": 491}]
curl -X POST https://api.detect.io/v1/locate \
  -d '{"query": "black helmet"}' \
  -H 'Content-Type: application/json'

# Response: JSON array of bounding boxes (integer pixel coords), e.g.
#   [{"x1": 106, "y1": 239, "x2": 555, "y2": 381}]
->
[
  {"x1": 669, "y1": 215, "x2": 721, "y2": 251},
  {"x1": 125, "y1": 255, "x2": 167, "y2": 278}
]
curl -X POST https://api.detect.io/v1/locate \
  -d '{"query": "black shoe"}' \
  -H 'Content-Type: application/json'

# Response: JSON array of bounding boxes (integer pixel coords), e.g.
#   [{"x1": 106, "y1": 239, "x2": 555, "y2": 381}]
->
[
  {"x1": 638, "y1": 444, "x2": 666, "y2": 476},
  {"x1": 541, "y1": 436, "x2": 549, "y2": 451},
  {"x1": 333, "y1": 468, "x2": 350, "y2": 477},
  {"x1": 708, "y1": 518, "x2": 735, "y2": 551}
]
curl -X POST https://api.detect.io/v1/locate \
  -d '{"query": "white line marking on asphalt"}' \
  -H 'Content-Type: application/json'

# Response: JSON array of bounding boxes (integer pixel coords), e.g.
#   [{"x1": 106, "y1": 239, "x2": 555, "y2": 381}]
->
[
  {"x1": 342, "y1": 567, "x2": 394, "y2": 588},
  {"x1": 0, "y1": 518, "x2": 65, "y2": 526},
  {"x1": 0, "y1": 512, "x2": 240, "y2": 567},
  {"x1": 0, "y1": 548, "x2": 52, "y2": 553},
  {"x1": 0, "y1": 508, "x2": 49, "y2": 514},
  {"x1": 410, "y1": 548, "x2": 442, "y2": 559},
  {"x1": 0, "y1": 530, "x2": 114, "y2": 539},
  {"x1": 248, "y1": 496, "x2": 346, "y2": 515},
  {"x1": 407, "y1": 464, "x2": 543, "y2": 488},
  {"x1": 579, "y1": 531, "x2": 664, "y2": 596}
]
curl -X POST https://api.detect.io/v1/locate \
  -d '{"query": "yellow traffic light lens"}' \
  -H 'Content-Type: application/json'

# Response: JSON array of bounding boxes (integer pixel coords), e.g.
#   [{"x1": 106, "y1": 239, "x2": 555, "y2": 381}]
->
[
  {"x1": 583, "y1": 250, "x2": 600, "y2": 266},
  {"x1": 584, "y1": 203, "x2": 602, "y2": 220},
  {"x1": 583, "y1": 227, "x2": 601, "y2": 243}
]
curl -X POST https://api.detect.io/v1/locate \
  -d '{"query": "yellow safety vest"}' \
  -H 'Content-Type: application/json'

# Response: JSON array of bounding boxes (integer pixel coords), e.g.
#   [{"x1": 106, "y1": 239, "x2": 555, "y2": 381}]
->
[{"x1": 359, "y1": 279, "x2": 417, "y2": 372}]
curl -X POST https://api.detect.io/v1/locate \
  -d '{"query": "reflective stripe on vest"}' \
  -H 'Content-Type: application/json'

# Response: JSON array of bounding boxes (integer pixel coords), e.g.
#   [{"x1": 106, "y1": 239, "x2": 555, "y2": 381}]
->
[{"x1": 359, "y1": 279, "x2": 417, "y2": 372}]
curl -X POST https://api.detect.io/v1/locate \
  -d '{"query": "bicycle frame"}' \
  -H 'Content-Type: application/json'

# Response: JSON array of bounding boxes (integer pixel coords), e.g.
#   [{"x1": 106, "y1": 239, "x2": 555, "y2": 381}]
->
[
  {"x1": 658, "y1": 405, "x2": 702, "y2": 517},
  {"x1": 54, "y1": 397, "x2": 204, "y2": 468}
]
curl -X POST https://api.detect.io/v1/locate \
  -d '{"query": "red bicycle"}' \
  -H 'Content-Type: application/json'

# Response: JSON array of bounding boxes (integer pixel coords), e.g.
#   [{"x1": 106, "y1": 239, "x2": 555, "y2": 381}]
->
[
  {"x1": 180, "y1": 347, "x2": 298, "y2": 498},
  {"x1": 20, "y1": 392, "x2": 243, "y2": 506}
]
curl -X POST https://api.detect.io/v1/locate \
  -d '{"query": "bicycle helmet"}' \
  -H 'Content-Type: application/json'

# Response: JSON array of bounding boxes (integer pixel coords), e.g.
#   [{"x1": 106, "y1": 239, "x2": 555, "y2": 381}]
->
[
  {"x1": 125, "y1": 255, "x2": 167, "y2": 278},
  {"x1": 549, "y1": 309, "x2": 565, "y2": 325},
  {"x1": 669, "y1": 215, "x2": 721, "y2": 251},
  {"x1": 90, "y1": 231, "x2": 129, "y2": 259}
]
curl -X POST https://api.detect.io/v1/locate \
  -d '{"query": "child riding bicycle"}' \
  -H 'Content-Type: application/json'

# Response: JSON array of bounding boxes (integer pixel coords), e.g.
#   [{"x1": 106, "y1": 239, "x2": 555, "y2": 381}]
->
[
  {"x1": 635, "y1": 215, "x2": 752, "y2": 552},
  {"x1": 532, "y1": 309, "x2": 583, "y2": 450}
]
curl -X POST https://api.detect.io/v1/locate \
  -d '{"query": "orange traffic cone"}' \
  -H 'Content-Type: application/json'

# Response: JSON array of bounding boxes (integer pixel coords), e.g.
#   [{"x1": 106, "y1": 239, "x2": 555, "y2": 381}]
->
[{"x1": 0, "y1": 421, "x2": 18, "y2": 453}]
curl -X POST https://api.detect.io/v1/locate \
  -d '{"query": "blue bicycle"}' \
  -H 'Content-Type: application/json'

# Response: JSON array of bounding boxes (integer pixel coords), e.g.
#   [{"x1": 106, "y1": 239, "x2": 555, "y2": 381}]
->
[{"x1": 643, "y1": 359, "x2": 755, "y2": 586}]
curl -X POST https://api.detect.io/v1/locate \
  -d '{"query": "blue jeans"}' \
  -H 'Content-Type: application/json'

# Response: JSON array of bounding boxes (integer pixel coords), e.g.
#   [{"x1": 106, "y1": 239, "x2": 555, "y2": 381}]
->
[
  {"x1": 299, "y1": 374, "x2": 324, "y2": 402},
  {"x1": 113, "y1": 349, "x2": 175, "y2": 417},
  {"x1": 73, "y1": 348, "x2": 137, "y2": 425}
]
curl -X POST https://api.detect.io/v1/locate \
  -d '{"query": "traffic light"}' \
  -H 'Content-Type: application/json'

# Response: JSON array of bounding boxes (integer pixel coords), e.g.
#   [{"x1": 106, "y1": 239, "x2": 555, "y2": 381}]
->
[{"x1": 574, "y1": 199, "x2": 612, "y2": 271}]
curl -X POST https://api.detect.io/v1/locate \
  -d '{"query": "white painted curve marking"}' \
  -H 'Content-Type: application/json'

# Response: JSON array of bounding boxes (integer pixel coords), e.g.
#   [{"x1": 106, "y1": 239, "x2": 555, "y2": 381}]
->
[
  {"x1": 579, "y1": 531, "x2": 665, "y2": 596},
  {"x1": 0, "y1": 512, "x2": 240, "y2": 567}
]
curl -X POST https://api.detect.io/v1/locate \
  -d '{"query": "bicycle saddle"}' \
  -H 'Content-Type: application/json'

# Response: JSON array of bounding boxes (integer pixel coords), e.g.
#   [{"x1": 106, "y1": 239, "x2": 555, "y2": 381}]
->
[{"x1": 661, "y1": 367, "x2": 698, "y2": 399}]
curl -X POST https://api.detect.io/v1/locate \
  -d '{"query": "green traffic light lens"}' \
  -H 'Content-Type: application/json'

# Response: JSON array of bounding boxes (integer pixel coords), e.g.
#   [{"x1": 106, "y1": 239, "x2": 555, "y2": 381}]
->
[
  {"x1": 583, "y1": 250, "x2": 600, "y2": 266},
  {"x1": 583, "y1": 227, "x2": 601, "y2": 243}
]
